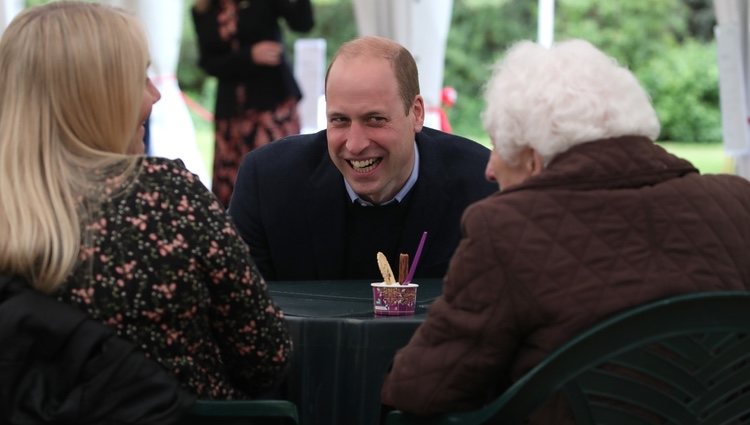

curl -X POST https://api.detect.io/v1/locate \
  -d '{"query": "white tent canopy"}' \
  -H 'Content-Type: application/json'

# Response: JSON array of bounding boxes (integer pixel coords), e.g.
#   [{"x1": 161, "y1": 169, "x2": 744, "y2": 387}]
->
[
  {"x1": 0, "y1": 0, "x2": 21, "y2": 35},
  {"x1": 538, "y1": 0, "x2": 555, "y2": 48},
  {"x1": 353, "y1": 0, "x2": 453, "y2": 130},
  {"x1": 714, "y1": 0, "x2": 750, "y2": 178}
]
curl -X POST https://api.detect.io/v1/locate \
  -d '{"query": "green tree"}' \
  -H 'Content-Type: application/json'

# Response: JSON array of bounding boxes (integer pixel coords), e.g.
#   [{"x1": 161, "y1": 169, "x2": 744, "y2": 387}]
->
[
  {"x1": 556, "y1": 0, "x2": 688, "y2": 69},
  {"x1": 638, "y1": 40, "x2": 721, "y2": 143},
  {"x1": 445, "y1": 0, "x2": 536, "y2": 138},
  {"x1": 555, "y1": 0, "x2": 720, "y2": 143}
]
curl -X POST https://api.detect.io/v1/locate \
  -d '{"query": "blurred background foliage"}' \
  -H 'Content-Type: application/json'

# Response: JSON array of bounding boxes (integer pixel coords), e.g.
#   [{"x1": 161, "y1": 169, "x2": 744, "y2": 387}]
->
[
  {"x1": 24, "y1": 0, "x2": 722, "y2": 145},
  {"x1": 178, "y1": 0, "x2": 720, "y2": 144}
]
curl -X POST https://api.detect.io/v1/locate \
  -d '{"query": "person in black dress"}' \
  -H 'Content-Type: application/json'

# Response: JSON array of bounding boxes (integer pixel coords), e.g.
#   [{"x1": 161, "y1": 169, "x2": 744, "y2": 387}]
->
[{"x1": 192, "y1": 0, "x2": 314, "y2": 206}]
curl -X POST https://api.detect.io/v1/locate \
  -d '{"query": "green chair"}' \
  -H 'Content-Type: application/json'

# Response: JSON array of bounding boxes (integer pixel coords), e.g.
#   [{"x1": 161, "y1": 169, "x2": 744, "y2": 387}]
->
[
  {"x1": 182, "y1": 399, "x2": 299, "y2": 424},
  {"x1": 386, "y1": 291, "x2": 750, "y2": 425}
]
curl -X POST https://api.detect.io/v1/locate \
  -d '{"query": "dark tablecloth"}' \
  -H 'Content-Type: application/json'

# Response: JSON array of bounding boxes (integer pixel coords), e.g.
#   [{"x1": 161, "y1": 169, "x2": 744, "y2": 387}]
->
[{"x1": 268, "y1": 280, "x2": 442, "y2": 425}]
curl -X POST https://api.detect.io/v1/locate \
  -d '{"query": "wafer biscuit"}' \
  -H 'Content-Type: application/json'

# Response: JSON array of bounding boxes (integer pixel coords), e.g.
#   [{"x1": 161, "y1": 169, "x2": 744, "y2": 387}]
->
[{"x1": 376, "y1": 252, "x2": 396, "y2": 285}]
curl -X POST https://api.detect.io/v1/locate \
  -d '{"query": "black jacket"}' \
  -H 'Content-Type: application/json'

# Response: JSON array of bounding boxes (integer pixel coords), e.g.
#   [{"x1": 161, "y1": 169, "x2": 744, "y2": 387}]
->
[
  {"x1": 0, "y1": 275, "x2": 195, "y2": 425},
  {"x1": 228, "y1": 127, "x2": 498, "y2": 280}
]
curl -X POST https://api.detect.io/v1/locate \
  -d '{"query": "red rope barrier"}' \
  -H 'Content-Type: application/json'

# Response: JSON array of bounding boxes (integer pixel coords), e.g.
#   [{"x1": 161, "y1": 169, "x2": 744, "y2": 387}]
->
[{"x1": 181, "y1": 92, "x2": 214, "y2": 123}]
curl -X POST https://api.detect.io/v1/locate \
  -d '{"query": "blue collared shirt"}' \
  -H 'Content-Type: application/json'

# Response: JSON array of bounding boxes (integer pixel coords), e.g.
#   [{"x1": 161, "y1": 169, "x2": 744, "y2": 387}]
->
[{"x1": 345, "y1": 142, "x2": 420, "y2": 206}]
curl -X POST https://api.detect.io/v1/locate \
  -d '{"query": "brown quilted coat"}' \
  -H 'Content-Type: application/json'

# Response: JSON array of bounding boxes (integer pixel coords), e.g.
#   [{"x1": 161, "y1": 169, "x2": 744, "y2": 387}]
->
[{"x1": 381, "y1": 136, "x2": 750, "y2": 421}]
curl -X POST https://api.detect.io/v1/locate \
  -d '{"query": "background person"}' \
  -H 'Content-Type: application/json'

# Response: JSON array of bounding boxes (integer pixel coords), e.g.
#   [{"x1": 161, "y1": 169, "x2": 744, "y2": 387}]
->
[
  {"x1": 192, "y1": 0, "x2": 314, "y2": 207},
  {"x1": 0, "y1": 1, "x2": 291, "y2": 400},
  {"x1": 228, "y1": 36, "x2": 497, "y2": 281},
  {"x1": 381, "y1": 39, "x2": 750, "y2": 422}
]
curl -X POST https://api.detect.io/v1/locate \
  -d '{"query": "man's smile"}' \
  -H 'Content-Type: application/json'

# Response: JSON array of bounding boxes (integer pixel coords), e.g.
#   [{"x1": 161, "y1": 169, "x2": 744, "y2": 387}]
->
[{"x1": 349, "y1": 158, "x2": 382, "y2": 173}]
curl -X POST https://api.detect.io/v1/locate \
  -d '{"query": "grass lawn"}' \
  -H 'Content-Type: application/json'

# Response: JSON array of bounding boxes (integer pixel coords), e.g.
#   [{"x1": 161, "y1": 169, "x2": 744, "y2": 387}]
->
[
  {"x1": 192, "y1": 114, "x2": 732, "y2": 178},
  {"x1": 657, "y1": 141, "x2": 733, "y2": 175},
  {"x1": 471, "y1": 136, "x2": 732, "y2": 175}
]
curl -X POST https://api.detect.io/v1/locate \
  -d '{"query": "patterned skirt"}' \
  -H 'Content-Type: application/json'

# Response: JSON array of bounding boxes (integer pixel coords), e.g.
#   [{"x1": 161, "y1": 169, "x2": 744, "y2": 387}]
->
[{"x1": 212, "y1": 97, "x2": 300, "y2": 207}]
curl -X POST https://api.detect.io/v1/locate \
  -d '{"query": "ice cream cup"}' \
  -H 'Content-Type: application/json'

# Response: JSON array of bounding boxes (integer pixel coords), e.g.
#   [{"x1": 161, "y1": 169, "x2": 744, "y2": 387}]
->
[{"x1": 371, "y1": 282, "x2": 419, "y2": 316}]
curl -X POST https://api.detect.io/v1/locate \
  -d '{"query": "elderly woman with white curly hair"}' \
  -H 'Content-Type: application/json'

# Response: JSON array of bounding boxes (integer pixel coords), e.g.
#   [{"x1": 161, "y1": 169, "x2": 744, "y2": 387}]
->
[{"x1": 381, "y1": 39, "x2": 750, "y2": 422}]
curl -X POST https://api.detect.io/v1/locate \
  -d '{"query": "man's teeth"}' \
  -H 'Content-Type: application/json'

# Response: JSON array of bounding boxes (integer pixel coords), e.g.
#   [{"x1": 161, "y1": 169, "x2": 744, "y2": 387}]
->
[
  {"x1": 350, "y1": 158, "x2": 380, "y2": 172},
  {"x1": 351, "y1": 159, "x2": 376, "y2": 168}
]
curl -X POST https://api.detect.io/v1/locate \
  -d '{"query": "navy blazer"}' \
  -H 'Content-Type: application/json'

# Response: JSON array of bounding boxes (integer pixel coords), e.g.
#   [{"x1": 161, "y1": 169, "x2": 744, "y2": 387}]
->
[{"x1": 228, "y1": 127, "x2": 497, "y2": 280}]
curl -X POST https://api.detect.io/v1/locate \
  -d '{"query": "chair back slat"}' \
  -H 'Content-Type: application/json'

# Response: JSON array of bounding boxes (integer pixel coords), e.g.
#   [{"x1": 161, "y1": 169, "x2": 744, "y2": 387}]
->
[
  {"x1": 610, "y1": 348, "x2": 703, "y2": 397},
  {"x1": 575, "y1": 369, "x2": 696, "y2": 424}
]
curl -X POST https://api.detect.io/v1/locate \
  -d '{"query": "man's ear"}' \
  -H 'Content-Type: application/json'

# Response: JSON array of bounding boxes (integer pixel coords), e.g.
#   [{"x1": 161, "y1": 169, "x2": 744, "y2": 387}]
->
[{"x1": 411, "y1": 95, "x2": 425, "y2": 133}]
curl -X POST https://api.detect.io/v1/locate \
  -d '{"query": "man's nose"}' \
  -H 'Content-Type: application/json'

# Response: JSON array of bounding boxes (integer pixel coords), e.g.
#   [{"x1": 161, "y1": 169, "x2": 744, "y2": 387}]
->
[{"x1": 345, "y1": 122, "x2": 370, "y2": 154}]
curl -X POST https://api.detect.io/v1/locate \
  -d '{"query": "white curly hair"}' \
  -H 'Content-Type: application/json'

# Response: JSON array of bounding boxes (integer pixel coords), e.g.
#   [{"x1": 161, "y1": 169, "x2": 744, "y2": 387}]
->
[{"x1": 481, "y1": 39, "x2": 660, "y2": 165}]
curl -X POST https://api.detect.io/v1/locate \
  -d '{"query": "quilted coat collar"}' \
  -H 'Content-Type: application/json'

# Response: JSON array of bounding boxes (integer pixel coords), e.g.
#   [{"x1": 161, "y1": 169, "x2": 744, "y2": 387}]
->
[{"x1": 503, "y1": 136, "x2": 699, "y2": 194}]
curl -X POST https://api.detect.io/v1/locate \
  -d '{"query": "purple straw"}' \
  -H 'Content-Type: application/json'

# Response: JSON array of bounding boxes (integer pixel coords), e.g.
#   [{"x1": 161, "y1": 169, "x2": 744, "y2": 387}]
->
[{"x1": 404, "y1": 231, "x2": 428, "y2": 284}]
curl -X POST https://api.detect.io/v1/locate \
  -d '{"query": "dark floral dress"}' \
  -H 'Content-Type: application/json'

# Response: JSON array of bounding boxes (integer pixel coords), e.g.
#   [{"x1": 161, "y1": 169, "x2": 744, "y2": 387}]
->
[{"x1": 56, "y1": 157, "x2": 291, "y2": 399}]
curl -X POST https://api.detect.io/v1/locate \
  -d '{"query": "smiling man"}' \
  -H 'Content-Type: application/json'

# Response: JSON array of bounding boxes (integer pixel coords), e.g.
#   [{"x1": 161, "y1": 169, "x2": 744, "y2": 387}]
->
[{"x1": 228, "y1": 36, "x2": 496, "y2": 281}]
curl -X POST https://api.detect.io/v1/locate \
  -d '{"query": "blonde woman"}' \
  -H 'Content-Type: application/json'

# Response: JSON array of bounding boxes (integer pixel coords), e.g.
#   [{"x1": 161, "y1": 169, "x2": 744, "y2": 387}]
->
[{"x1": 0, "y1": 2, "x2": 290, "y2": 400}]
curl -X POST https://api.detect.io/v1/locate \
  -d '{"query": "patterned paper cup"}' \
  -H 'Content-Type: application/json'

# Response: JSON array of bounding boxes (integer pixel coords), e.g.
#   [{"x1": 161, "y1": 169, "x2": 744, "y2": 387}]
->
[{"x1": 371, "y1": 282, "x2": 419, "y2": 316}]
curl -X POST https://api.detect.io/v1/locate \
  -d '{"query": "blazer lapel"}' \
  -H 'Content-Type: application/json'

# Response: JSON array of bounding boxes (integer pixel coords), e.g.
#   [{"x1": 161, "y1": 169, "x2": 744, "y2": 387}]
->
[
  {"x1": 304, "y1": 151, "x2": 348, "y2": 279},
  {"x1": 399, "y1": 134, "x2": 451, "y2": 266}
]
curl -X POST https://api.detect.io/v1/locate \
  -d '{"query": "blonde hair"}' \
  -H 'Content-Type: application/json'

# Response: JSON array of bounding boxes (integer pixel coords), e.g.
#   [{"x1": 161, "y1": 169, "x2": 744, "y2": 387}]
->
[
  {"x1": 0, "y1": 2, "x2": 148, "y2": 292},
  {"x1": 482, "y1": 39, "x2": 660, "y2": 165}
]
